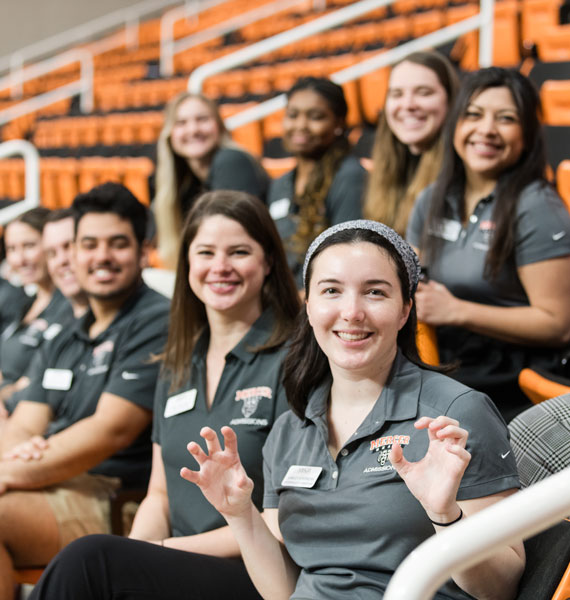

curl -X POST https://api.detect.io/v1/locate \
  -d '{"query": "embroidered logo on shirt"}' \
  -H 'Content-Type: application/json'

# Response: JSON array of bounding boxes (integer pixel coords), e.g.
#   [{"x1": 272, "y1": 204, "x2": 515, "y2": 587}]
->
[
  {"x1": 87, "y1": 340, "x2": 115, "y2": 375},
  {"x1": 234, "y1": 386, "x2": 272, "y2": 417},
  {"x1": 364, "y1": 435, "x2": 410, "y2": 473}
]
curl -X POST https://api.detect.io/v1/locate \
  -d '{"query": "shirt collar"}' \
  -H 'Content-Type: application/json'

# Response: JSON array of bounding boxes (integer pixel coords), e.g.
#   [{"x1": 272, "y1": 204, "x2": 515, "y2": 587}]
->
[
  {"x1": 302, "y1": 351, "x2": 422, "y2": 434},
  {"x1": 191, "y1": 308, "x2": 276, "y2": 367},
  {"x1": 73, "y1": 282, "x2": 147, "y2": 343}
]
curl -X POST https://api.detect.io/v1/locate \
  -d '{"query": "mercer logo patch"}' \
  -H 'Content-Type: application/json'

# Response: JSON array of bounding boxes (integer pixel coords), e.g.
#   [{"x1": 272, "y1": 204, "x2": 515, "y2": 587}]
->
[
  {"x1": 364, "y1": 434, "x2": 411, "y2": 474},
  {"x1": 235, "y1": 386, "x2": 272, "y2": 418}
]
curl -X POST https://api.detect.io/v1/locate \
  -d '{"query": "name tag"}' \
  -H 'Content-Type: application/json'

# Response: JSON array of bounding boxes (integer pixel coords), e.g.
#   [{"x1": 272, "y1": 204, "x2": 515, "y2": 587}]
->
[
  {"x1": 42, "y1": 368, "x2": 73, "y2": 391},
  {"x1": 432, "y1": 218, "x2": 462, "y2": 242},
  {"x1": 1, "y1": 322, "x2": 18, "y2": 340},
  {"x1": 44, "y1": 323, "x2": 63, "y2": 340},
  {"x1": 269, "y1": 198, "x2": 290, "y2": 220},
  {"x1": 164, "y1": 389, "x2": 197, "y2": 418},
  {"x1": 281, "y1": 465, "x2": 322, "y2": 488}
]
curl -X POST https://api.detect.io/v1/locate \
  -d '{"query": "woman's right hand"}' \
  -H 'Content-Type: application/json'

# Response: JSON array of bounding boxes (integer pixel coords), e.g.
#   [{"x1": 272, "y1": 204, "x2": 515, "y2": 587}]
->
[{"x1": 180, "y1": 426, "x2": 254, "y2": 519}]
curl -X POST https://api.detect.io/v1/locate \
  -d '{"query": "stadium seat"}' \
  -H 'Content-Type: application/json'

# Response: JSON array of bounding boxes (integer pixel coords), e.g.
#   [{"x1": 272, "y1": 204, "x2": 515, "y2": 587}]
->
[
  {"x1": 518, "y1": 367, "x2": 570, "y2": 405},
  {"x1": 541, "y1": 80, "x2": 570, "y2": 125},
  {"x1": 537, "y1": 24, "x2": 570, "y2": 61},
  {"x1": 416, "y1": 322, "x2": 440, "y2": 366},
  {"x1": 556, "y1": 160, "x2": 570, "y2": 210}
]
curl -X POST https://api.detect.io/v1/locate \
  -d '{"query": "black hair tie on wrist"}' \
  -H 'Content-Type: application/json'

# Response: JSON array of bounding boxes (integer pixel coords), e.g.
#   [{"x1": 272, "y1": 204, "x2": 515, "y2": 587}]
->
[{"x1": 430, "y1": 508, "x2": 463, "y2": 527}]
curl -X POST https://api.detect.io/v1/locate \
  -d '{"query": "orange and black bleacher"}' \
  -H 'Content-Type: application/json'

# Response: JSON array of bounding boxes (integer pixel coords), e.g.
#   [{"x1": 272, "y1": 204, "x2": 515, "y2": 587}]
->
[{"x1": 0, "y1": 0, "x2": 568, "y2": 210}]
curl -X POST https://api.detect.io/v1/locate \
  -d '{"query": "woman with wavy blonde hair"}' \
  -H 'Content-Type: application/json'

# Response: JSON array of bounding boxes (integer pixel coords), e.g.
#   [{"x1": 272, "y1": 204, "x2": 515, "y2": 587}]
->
[
  {"x1": 364, "y1": 51, "x2": 459, "y2": 236},
  {"x1": 154, "y1": 92, "x2": 269, "y2": 269}
]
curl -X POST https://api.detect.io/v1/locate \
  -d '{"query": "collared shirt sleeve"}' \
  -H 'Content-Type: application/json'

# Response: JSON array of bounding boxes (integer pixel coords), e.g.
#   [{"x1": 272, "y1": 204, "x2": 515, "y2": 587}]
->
[
  {"x1": 209, "y1": 148, "x2": 269, "y2": 203},
  {"x1": 262, "y1": 412, "x2": 285, "y2": 509},
  {"x1": 515, "y1": 182, "x2": 570, "y2": 267},
  {"x1": 406, "y1": 185, "x2": 432, "y2": 248},
  {"x1": 446, "y1": 390, "x2": 520, "y2": 500},
  {"x1": 326, "y1": 157, "x2": 366, "y2": 225},
  {"x1": 103, "y1": 309, "x2": 169, "y2": 411},
  {"x1": 151, "y1": 375, "x2": 169, "y2": 445}
]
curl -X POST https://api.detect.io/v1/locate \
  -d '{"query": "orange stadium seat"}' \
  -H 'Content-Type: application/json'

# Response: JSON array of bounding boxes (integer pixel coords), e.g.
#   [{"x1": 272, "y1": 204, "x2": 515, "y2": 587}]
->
[
  {"x1": 540, "y1": 80, "x2": 570, "y2": 125},
  {"x1": 518, "y1": 368, "x2": 570, "y2": 404},
  {"x1": 536, "y1": 24, "x2": 570, "y2": 61},
  {"x1": 411, "y1": 10, "x2": 445, "y2": 38},
  {"x1": 358, "y1": 63, "x2": 390, "y2": 124},
  {"x1": 556, "y1": 160, "x2": 570, "y2": 211},
  {"x1": 521, "y1": 0, "x2": 563, "y2": 50}
]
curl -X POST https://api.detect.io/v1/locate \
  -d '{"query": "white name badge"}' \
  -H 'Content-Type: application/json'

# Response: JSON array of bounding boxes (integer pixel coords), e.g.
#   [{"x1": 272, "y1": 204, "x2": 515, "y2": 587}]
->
[
  {"x1": 42, "y1": 368, "x2": 73, "y2": 391},
  {"x1": 43, "y1": 323, "x2": 63, "y2": 341},
  {"x1": 432, "y1": 218, "x2": 462, "y2": 242},
  {"x1": 164, "y1": 389, "x2": 197, "y2": 418},
  {"x1": 281, "y1": 465, "x2": 323, "y2": 488},
  {"x1": 269, "y1": 198, "x2": 290, "y2": 220}
]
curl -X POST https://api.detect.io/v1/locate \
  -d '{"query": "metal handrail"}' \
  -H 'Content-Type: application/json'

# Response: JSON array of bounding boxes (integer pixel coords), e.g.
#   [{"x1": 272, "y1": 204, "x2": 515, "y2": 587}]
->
[
  {"x1": 160, "y1": 0, "x2": 312, "y2": 76},
  {"x1": 188, "y1": 0, "x2": 398, "y2": 93},
  {"x1": 384, "y1": 467, "x2": 570, "y2": 600},
  {"x1": 0, "y1": 140, "x2": 40, "y2": 225},
  {"x1": 187, "y1": 0, "x2": 493, "y2": 130},
  {"x1": 0, "y1": 0, "x2": 180, "y2": 77},
  {"x1": 224, "y1": 10, "x2": 492, "y2": 131},
  {"x1": 159, "y1": 0, "x2": 236, "y2": 76},
  {"x1": 0, "y1": 49, "x2": 93, "y2": 107}
]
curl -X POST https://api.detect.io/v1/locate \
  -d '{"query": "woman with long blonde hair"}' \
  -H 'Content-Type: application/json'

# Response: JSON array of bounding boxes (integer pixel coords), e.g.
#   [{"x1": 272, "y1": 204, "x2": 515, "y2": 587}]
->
[
  {"x1": 364, "y1": 51, "x2": 459, "y2": 235},
  {"x1": 154, "y1": 93, "x2": 269, "y2": 269}
]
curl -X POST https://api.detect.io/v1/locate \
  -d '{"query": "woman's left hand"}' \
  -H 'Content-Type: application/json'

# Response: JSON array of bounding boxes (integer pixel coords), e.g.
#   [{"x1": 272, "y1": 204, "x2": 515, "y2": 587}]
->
[
  {"x1": 389, "y1": 416, "x2": 471, "y2": 523},
  {"x1": 415, "y1": 281, "x2": 463, "y2": 327}
]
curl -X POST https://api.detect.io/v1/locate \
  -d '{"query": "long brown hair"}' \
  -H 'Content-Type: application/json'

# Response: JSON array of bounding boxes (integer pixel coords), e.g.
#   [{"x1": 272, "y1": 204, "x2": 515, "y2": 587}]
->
[
  {"x1": 163, "y1": 190, "x2": 301, "y2": 389},
  {"x1": 364, "y1": 51, "x2": 459, "y2": 235}
]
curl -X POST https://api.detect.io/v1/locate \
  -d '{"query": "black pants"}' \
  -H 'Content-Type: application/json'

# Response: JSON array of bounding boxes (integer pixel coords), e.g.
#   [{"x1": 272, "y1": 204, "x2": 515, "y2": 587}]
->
[{"x1": 29, "y1": 534, "x2": 264, "y2": 600}]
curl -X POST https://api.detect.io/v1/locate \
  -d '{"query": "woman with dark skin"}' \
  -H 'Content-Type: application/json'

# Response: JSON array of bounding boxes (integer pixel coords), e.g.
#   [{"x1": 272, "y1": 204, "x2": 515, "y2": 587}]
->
[{"x1": 268, "y1": 77, "x2": 366, "y2": 286}]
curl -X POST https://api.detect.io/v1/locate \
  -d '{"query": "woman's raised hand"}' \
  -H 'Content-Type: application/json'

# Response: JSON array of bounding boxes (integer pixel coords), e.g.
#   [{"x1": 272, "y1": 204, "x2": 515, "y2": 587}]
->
[
  {"x1": 180, "y1": 426, "x2": 254, "y2": 518},
  {"x1": 389, "y1": 416, "x2": 471, "y2": 524}
]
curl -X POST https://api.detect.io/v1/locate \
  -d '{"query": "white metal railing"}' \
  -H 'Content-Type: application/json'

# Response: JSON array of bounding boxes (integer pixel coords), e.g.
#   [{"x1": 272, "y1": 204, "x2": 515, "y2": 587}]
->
[
  {"x1": 0, "y1": 140, "x2": 40, "y2": 225},
  {"x1": 0, "y1": 49, "x2": 94, "y2": 111},
  {"x1": 384, "y1": 467, "x2": 570, "y2": 600},
  {"x1": 0, "y1": 0, "x2": 180, "y2": 78},
  {"x1": 187, "y1": 0, "x2": 493, "y2": 130},
  {"x1": 159, "y1": 0, "x2": 239, "y2": 76},
  {"x1": 225, "y1": 11, "x2": 492, "y2": 130},
  {"x1": 160, "y1": 0, "x2": 314, "y2": 77}
]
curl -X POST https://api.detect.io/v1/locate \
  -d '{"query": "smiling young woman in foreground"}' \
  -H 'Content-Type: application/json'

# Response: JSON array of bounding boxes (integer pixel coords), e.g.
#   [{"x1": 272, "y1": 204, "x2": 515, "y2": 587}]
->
[{"x1": 180, "y1": 220, "x2": 525, "y2": 600}]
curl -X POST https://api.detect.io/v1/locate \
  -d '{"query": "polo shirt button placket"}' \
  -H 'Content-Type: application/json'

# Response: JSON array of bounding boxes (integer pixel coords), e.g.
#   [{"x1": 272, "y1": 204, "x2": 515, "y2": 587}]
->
[
  {"x1": 340, "y1": 448, "x2": 348, "y2": 457},
  {"x1": 331, "y1": 470, "x2": 339, "y2": 487}
]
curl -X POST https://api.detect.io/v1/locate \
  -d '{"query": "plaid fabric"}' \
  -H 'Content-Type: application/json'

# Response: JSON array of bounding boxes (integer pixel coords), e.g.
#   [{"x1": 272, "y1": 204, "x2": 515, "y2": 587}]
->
[{"x1": 508, "y1": 394, "x2": 570, "y2": 488}]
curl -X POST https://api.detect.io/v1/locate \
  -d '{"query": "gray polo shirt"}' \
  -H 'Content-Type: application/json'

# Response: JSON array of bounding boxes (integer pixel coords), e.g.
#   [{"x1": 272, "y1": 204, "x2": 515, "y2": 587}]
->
[
  {"x1": 263, "y1": 352, "x2": 519, "y2": 600},
  {"x1": 1, "y1": 289, "x2": 73, "y2": 388},
  {"x1": 178, "y1": 147, "x2": 270, "y2": 216},
  {"x1": 268, "y1": 155, "x2": 366, "y2": 286},
  {"x1": 406, "y1": 181, "x2": 570, "y2": 421},
  {"x1": 153, "y1": 309, "x2": 289, "y2": 537},
  {"x1": 23, "y1": 283, "x2": 170, "y2": 488}
]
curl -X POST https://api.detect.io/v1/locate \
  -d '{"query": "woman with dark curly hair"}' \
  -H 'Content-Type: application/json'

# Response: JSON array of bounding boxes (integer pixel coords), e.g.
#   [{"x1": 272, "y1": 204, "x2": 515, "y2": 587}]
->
[{"x1": 268, "y1": 77, "x2": 366, "y2": 287}]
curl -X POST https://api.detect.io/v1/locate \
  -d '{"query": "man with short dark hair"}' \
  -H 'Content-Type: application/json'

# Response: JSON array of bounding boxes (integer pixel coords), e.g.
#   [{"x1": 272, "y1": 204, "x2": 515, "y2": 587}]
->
[{"x1": 0, "y1": 183, "x2": 170, "y2": 600}]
